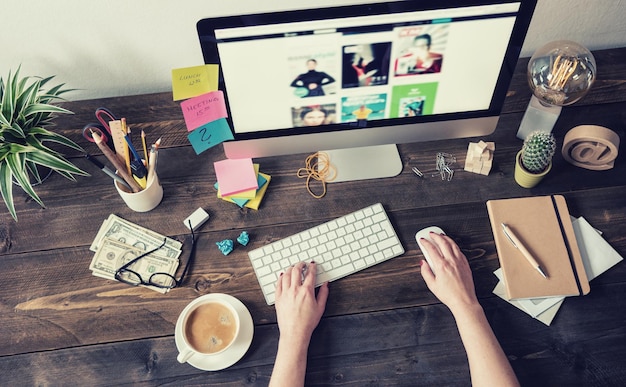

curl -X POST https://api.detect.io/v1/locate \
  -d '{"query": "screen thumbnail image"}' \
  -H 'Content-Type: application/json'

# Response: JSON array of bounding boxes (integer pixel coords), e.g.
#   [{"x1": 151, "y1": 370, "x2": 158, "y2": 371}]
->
[
  {"x1": 389, "y1": 83, "x2": 438, "y2": 118},
  {"x1": 393, "y1": 24, "x2": 450, "y2": 76},
  {"x1": 288, "y1": 50, "x2": 338, "y2": 98},
  {"x1": 291, "y1": 104, "x2": 337, "y2": 127},
  {"x1": 340, "y1": 94, "x2": 387, "y2": 123},
  {"x1": 342, "y1": 42, "x2": 391, "y2": 89}
]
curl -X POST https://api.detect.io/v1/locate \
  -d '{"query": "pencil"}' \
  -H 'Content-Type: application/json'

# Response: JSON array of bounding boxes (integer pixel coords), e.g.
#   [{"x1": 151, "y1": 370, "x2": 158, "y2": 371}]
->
[
  {"x1": 90, "y1": 129, "x2": 143, "y2": 193},
  {"x1": 141, "y1": 130, "x2": 149, "y2": 167},
  {"x1": 147, "y1": 144, "x2": 158, "y2": 186}
]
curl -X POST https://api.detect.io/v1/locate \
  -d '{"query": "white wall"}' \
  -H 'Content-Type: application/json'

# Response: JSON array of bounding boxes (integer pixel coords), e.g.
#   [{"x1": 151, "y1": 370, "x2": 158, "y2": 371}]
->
[{"x1": 3, "y1": 0, "x2": 625, "y2": 101}]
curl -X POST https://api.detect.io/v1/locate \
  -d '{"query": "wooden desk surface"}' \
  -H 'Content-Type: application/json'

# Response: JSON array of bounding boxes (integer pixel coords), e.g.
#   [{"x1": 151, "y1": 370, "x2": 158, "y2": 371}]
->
[{"x1": 1, "y1": 47, "x2": 625, "y2": 386}]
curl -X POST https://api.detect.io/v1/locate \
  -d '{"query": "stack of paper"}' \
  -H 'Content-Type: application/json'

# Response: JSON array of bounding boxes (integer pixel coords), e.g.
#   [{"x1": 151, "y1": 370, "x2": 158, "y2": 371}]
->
[
  {"x1": 214, "y1": 159, "x2": 271, "y2": 210},
  {"x1": 487, "y1": 195, "x2": 590, "y2": 300},
  {"x1": 492, "y1": 216, "x2": 623, "y2": 325}
]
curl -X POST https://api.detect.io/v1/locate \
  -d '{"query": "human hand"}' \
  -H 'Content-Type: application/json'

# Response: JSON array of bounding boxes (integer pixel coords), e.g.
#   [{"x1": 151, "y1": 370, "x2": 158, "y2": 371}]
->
[
  {"x1": 275, "y1": 261, "x2": 329, "y2": 345},
  {"x1": 419, "y1": 232, "x2": 479, "y2": 315}
]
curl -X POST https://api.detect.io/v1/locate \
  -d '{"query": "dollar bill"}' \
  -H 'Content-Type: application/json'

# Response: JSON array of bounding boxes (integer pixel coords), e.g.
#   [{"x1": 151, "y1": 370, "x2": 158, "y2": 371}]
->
[
  {"x1": 90, "y1": 214, "x2": 182, "y2": 259},
  {"x1": 90, "y1": 238, "x2": 179, "y2": 293}
]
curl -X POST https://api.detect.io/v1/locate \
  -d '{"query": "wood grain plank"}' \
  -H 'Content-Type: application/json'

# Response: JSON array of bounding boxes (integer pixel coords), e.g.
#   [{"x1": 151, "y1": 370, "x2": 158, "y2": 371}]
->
[{"x1": 2, "y1": 289, "x2": 626, "y2": 386}]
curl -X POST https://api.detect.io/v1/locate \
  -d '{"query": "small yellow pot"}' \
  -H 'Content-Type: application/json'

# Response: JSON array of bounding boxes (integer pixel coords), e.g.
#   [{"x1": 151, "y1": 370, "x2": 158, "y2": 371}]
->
[{"x1": 514, "y1": 150, "x2": 552, "y2": 188}]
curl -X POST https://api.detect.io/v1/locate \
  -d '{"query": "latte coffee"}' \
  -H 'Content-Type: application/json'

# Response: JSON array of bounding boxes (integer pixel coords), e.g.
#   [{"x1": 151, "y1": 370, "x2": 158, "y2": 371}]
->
[{"x1": 184, "y1": 302, "x2": 239, "y2": 355}]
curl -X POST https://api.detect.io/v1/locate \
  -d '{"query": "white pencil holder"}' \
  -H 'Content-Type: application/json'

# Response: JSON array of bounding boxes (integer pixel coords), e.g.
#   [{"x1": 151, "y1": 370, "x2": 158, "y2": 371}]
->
[{"x1": 115, "y1": 173, "x2": 163, "y2": 212}]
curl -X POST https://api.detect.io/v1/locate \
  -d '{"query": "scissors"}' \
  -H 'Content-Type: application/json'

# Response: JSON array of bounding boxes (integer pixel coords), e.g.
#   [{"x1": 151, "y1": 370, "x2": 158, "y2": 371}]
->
[{"x1": 82, "y1": 107, "x2": 118, "y2": 145}]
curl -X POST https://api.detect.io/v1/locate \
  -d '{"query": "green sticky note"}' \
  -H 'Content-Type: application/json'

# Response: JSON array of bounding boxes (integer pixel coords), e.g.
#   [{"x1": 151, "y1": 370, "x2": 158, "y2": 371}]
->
[{"x1": 171, "y1": 64, "x2": 219, "y2": 101}]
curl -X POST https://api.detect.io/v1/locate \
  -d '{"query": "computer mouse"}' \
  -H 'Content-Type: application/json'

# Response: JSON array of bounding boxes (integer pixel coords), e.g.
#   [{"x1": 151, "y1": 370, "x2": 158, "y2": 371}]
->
[{"x1": 415, "y1": 226, "x2": 445, "y2": 272}]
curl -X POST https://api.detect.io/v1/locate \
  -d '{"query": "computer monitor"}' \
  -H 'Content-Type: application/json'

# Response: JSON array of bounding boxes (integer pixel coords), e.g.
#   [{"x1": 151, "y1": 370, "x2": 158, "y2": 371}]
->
[{"x1": 197, "y1": 0, "x2": 537, "y2": 182}]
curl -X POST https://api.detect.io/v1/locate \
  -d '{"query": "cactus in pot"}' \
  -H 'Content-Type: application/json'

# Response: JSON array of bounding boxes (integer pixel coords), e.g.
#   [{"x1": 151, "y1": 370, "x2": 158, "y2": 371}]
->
[
  {"x1": 515, "y1": 131, "x2": 556, "y2": 188},
  {"x1": 520, "y1": 131, "x2": 557, "y2": 173}
]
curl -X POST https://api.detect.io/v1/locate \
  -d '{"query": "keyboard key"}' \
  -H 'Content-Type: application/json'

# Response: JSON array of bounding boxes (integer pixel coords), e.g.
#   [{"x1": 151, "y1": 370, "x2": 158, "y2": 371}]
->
[{"x1": 316, "y1": 264, "x2": 354, "y2": 285}]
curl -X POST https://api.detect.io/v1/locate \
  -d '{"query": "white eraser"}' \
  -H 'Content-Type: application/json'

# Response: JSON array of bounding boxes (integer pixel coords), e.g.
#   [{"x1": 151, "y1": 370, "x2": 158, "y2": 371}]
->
[{"x1": 184, "y1": 208, "x2": 210, "y2": 231}]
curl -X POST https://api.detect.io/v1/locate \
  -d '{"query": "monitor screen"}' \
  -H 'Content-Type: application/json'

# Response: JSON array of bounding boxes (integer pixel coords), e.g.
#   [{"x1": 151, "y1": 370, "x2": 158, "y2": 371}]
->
[{"x1": 197, "y1": 0, "x2": 536, "y2": 181}]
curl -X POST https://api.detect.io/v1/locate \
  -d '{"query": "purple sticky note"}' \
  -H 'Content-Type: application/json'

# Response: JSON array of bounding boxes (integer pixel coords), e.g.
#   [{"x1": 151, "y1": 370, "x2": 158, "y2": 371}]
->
[
  {"x1": 181, "y1": 90, "x2": 228, "y2": 131},
  {"x1": 187, "y1": 118, "x2": 234, "y2": 154}
]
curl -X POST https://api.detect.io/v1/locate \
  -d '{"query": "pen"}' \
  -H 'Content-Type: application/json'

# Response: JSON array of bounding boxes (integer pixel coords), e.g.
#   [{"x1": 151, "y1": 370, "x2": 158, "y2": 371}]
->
[
  {"x1": 124, "y1": 127, "x2": 144, "y2": 163},
  {"x1": 90, "y1": 129, "x2": 143, "y2": 193},
  {"x1": 85, "y1": 154, "x2": 132, "y2": 191},
  {"x1": 501, "y1": 223, "x2": 548, "y2": 278}
]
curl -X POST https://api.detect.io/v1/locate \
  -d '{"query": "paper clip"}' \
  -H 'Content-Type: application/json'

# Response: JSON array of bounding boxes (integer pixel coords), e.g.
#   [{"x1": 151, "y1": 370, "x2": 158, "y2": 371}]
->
[
  {"x1": 411, "y1": 166, "x2": 424, "y2": 177},
  {"x1": 435, "y1": 152, "x2": 456, "y2": 181}
]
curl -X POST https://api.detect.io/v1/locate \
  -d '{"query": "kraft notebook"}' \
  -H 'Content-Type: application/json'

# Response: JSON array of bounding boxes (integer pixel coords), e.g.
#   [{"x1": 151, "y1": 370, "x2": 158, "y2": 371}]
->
[{"x1": 486, "y1": 195, "x2": 590, "y2": 300}]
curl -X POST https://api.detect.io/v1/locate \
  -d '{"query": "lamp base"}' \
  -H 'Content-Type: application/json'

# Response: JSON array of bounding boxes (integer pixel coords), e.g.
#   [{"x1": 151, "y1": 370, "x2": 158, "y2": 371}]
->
[{"x1": 516, "y1": 95, "x2": 561, "y2": 140}]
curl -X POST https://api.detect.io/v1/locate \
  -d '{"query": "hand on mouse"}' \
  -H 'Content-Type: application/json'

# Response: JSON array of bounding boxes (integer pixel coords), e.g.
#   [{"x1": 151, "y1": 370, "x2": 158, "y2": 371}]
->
[{"x1": 419, "y1": 232, "x2": 479, "y2": 315}]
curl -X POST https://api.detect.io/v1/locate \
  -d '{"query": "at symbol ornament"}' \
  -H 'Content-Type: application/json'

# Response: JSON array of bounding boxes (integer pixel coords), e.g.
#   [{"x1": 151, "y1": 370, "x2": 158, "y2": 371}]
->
[{"x1": 561, "y1": 125, "x2": 620, "y2": 170}]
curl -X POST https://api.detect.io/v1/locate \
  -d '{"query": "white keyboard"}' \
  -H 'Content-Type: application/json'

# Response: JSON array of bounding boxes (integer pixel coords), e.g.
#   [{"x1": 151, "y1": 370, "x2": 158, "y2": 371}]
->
[{"x1": 248, "y1": 203, "x2": 405, "y2": 305}]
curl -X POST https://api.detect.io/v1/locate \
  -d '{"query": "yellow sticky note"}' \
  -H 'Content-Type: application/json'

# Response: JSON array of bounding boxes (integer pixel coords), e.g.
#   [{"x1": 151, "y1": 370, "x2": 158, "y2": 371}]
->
[
  {"x1": 243, "y1": 172, "x2": 271, "y2": 210},
  {"x1": 171, "y1": 64, "x2": 219, "y2": 101}
]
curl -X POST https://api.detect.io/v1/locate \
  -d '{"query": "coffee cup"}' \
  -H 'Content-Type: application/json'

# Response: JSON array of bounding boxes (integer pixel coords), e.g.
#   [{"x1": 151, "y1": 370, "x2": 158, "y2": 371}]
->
[{"x1": 176, "y1": 297, "x2": 240, "y2": 364}]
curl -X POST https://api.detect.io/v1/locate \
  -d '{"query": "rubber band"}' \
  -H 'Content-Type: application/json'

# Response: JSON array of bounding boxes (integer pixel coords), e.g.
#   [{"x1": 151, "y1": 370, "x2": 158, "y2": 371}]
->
[{"x1": 296, "y1": 152, "x2": 337, "y2": 198}]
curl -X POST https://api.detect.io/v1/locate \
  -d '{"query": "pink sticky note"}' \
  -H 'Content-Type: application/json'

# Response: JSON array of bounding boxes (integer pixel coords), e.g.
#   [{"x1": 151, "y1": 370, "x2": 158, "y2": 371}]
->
[
  {"x1": 180, "y1": 90, "x2": 228, "y2": 131},
  {"x1": 214, "y1": 158, "x2": 259, "y2": 197}
]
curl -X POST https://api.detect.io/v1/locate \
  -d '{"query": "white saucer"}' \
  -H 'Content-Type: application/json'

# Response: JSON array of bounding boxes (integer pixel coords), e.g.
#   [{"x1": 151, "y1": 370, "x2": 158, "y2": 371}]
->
[{"x1": 175, "y1": 293, "x2": 254, "y2": 371}]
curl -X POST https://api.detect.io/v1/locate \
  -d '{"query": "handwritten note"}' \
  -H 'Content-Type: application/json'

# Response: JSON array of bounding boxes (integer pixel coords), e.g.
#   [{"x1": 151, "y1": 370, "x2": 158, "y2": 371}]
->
[
  {"x1": 180, "y1": 91, "x2": 228, "y2": 131},
  {"x1": 187, "y1": 118, "x2": 234, "y2": 155},
  {"x1": 171, "y1": 64, "x2": 219, "y2": 101},
  {"x1": 214, "y1": 158, "x2": 259, "y2": 197}
]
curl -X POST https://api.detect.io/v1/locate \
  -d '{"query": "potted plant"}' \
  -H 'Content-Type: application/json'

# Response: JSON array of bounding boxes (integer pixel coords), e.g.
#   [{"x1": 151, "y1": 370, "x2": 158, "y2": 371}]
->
[
  {"x1": 514, "y1": 130, "x2": 556, "y2": 188},
  {"x1": 0, "y1": 67, "x2": 89, "y2": 221}
]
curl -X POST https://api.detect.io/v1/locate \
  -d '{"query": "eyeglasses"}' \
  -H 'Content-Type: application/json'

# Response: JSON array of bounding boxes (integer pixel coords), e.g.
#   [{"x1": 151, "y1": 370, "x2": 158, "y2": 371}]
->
[{"x1": 114, "y1": 224, "x2": 197, "y2": 289}]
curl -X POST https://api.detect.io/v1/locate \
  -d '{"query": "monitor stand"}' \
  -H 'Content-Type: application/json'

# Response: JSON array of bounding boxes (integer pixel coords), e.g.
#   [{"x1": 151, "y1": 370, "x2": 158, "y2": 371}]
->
[{"x1": 318, "y1": 144, "x2": 403, "y2": 183}]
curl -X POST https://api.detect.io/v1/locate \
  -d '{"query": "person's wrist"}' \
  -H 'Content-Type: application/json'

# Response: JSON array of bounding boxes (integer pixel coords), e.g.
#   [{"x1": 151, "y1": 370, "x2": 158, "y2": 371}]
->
[
  {"x1": 449, "y1": 300, "x2": 483, "y2": 321},
  {"x1": 278, "y1": 331, "x2": 312, "y2": 353}
]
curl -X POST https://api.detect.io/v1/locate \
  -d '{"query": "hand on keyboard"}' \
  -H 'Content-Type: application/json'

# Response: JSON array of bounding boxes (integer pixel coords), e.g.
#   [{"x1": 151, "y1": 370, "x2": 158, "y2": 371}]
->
[
  {"x1": 275, "y1": 261, "x2": 329, "y2": 340},
  {"x1": 248, "y1": 203, "x2": 404, "y2": 305}
]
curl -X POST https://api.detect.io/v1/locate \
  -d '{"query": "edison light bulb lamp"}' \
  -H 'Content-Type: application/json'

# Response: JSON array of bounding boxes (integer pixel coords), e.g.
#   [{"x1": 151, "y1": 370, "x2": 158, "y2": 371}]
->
[{"x1": 516, "y1": 40, "x2": 596, "y2": 140}]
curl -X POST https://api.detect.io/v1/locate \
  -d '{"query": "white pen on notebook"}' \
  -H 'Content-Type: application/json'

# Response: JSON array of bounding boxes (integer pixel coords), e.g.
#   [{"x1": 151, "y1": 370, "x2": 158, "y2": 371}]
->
[{"x1": 501, "y1": 223, "x2": 548, "y2": 278}]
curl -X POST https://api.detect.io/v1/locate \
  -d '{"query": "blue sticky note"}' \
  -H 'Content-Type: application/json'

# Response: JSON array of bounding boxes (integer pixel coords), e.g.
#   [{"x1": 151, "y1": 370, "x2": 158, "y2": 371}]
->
[{"x1": 187, "y1": 118, "x2": 234, "y2": 154}]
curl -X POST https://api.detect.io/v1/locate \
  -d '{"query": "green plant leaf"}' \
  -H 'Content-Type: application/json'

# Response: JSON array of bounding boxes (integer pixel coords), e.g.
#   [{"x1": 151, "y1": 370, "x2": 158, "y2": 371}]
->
[
  {"x1": 0, "y1": 69, "x2": 16, "y2": 124},
  {"x1": 27, "y1": 126, "x2": 84, "y2": 152},
  {"x1": 6, "y1": 152, "x2": 45, "y2": 209},
  {"x1": 25, "y1": 149, "x2": 90, "y2": 177},
  {"x1": 23, "y1": 103, "x2": 72, "y2": 117},
  {"x1": 14, "y1": 78, "x2": 41, "y2": 118},
  {"x1": 0, "y1": 161, "x2": 18, "y2": 221},
  {"x1": 3, "y1": 122, "x2": 26, "y2": 139}
]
